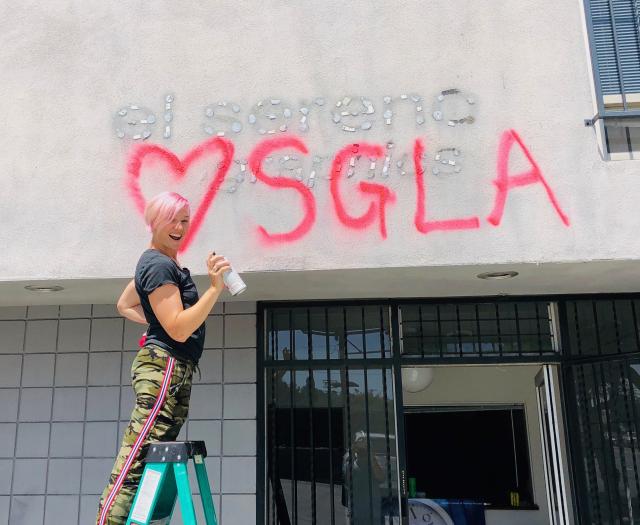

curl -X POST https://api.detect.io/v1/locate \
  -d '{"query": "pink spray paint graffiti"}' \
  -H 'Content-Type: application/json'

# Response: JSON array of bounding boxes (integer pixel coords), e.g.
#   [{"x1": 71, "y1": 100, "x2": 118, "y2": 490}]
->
[
  {"x1": 413, "y1": 138, "x2": 480, "y2": 234},
  {"x1": 248, "y1": 136, "x2": 316, "y2": 244},
  {"x1": 487, "y1": 129, "x2": 570, "y2": 227},
  {"x1": 126, "y1": 136, "x2": 234, "y2": 253},
  {"x1": 126, "y1": 131, "x2": 570, "y2": 250},
  {"x1": 329, "y1": 143, "x2": 397, "y2": 239}
]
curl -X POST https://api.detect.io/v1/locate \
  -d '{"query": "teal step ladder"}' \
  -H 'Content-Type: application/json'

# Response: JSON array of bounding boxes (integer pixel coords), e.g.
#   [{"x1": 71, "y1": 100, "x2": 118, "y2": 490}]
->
[{"x1": 126, "y1": 441, "x2": 218, "y2": 525}]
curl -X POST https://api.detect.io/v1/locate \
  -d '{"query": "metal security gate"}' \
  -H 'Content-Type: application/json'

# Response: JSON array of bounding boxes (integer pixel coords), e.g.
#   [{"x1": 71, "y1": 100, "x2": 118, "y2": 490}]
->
[
  {"x1": 258, "y1": 296, "x2": 640, "y2": 525},
  {"x1": 562, "y1": 297, "x2": 640, "y2": 524},
  {"x1": 536, "y1": 365, "x2": 573, "y2": 525},
  {"x1": 259, "y1": 304, "x2": 403, "y2": 525}
]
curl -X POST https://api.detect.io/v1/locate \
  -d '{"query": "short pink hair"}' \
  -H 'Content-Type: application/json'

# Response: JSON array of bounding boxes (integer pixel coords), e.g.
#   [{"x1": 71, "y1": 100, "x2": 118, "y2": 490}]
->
[{"x1": 144, "y1": 192, "x2": 190, "y2": 232}]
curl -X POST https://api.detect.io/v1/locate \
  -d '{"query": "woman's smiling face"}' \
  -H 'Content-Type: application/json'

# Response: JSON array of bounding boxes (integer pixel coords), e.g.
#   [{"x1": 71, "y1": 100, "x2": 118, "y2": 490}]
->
[{"x1": 153, "y1": 207, "x2": 190, "y2": 252}]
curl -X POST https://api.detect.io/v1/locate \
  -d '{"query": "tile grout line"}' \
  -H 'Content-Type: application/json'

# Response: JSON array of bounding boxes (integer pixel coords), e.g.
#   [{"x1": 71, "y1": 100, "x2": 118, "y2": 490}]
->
[
  {"x1": 75, "y1": 304, "x2": 93, "y2": 525},
  {"x1": 219, "y1": 305, "x2": 226, "y2": 521},
  {"x1": 6, "y1": 312, "x2": 27, "y2": 522},
  {"x1": 116, "y1": 317, "x2": 125, "y2": 477},
  {"x1": 42, "y1": 306, "x2": 62, "y2": 525}
]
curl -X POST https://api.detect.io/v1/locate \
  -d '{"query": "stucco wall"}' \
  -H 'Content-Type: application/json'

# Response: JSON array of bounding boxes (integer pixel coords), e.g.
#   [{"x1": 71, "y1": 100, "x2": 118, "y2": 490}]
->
[{"x1": 2, "y1": 0, "x2": 639, "y2": 286}]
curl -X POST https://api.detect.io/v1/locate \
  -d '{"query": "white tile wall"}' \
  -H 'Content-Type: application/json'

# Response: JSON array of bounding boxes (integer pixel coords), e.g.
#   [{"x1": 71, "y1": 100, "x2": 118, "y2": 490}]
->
[
  {"x1": 19, "y1": 389, "x2": 52, "y2": 422},
  {"x1": 59, "y1": 304, "x2": 91, "y2": 318},
  {"x1": 27, "y1": 306, "x2": 59, "y2": 320},
  {"x1": 54, "y1": 354, "x2": 87, "y2": 386},
  {"x1": 0, "y1": 303, "x2": 257, "y2": 524},
  {"x1": 0, "y1": 390, "x2": 19, "y2": 422},
  {"x1": 21, "y1": 355, "x2": 55, "y2": 387},
  {"x1": 190, "y1": 384, "x2": 223, "y2": 420},
  {"x1": 15, "y1": 424, "x2": 49, "y2": 458},
  {"x1": 44, "y1": 495, "x2": 78, "y2": 525},
  {"x1": 204, "y1": 315, "x2": 224, "y2": 348},
  {"x1": 0, "y1": 425, "x2": 16, "y2": 458},
  {"x1": 0, "y1": 497, "x2": 8, "y2": 525},
  {"x1": 197, "y1": 349, "x2": 223, "y2": 384},
  {"x1": 222, "y1": 494, "x2": 257, "y2": 525},
  {"x1": 225, "y1": 315, "x2": 257, "y2": 348},
  {"x1": 123, "y1": 320, "x2": 144, "y2": 351},
  {"x1": 88, "y1": 352, "x2": 121, "y2": 386},
  {"x1": 85, "y1": 387, "x2": 120, "y2": 421},
  {"x1": 0, "y1": 355, "x2": 22, "y2": 387},
  {"x1": 223, "y1": 384, "x2": 256, "y2": 419},
  {"x1": 83, "y1": 422, "x2": 118, "y2": 457},
  {"x1": 24, "y1": 321, "x2": 57, "y2": 353},
  {"x1": 0, "y1": 461, "x2": 14, "y2": 494},
  {"x1": 79, "y1": 494, "x2": 100, "y2": 524},
  {"x1": 221, "y1": 457, "x2": 257, "y2": 493},
  {"x1": 58, "y1": 319, "x2": 90, "y2": 352},
  {"x1": 10, "y1": 495, "x2": 44, "y2": 525},
  {"x1": 188, "y1": 420, "x2": 221, "y2": 456},
  {"x1": 0, "y1": 307, "x2": 26, "y2": 320},
  {"x1": 52, "y1": 388, "x2": 85, "y2": 421},
  {"x1": 13, "y1": 459, "x2": 47, "y2": 494},
  {"x1": 50, "y1": 423, "x2": 83, "y2": 457},
  {"x1": 0, "y1": 321, "x2": 25, "y2": 354},
  {"x1": 90, "y1": 318, "x2": 123, "y2": 352},
  {"x1": 224, "y1": 302, "x2": 257, "y2": 315},
  {"x1": 46, "y1": 459, "x2": 81, "y2": 494},
  {"x1": 223, "y1": 420, "x2": 256, "y2": 456},
  {"x1": 224, "y1": 348, "x2": 256, "y2": 383},
  {"x1": 121, "y1": 351, "x2": 136, "y2": 385}
]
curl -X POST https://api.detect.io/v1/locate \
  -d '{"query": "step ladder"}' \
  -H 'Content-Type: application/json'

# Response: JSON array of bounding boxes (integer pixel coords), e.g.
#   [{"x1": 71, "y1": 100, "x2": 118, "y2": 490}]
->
[{"x1": 126, "y1": 440, "x2": 218, "y2": 525}]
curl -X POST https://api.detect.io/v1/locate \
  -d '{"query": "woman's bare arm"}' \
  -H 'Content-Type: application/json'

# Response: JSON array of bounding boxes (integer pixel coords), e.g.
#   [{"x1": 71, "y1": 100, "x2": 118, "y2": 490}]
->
[
  {"x1": 149, "y1": 284, "x2": 221, "y2": 342},
  {"x1": 116, "y1": 279, "x2": 147, "y2": 325},
  {"x1": 148, "y1": 253, "x2": 230, "y2": 343}
]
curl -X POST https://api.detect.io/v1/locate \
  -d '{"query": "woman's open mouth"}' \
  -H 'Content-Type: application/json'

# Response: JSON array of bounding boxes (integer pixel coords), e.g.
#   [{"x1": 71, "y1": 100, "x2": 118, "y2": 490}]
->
[{"x1": 169, "y1": 234, "x2": 182, "y2": 241}]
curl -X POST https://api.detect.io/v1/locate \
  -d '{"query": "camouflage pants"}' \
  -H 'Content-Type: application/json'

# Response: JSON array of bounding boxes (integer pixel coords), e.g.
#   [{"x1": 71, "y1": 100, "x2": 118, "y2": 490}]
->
[{"x1": 96, "y1": 344, "x2": 194, "y2": 525}]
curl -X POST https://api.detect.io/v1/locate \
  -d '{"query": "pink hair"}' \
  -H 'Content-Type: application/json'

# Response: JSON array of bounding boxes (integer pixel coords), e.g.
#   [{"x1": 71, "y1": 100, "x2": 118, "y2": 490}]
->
[{"x1": 144, "y1": 192, "x2": 190, "y2": 232}]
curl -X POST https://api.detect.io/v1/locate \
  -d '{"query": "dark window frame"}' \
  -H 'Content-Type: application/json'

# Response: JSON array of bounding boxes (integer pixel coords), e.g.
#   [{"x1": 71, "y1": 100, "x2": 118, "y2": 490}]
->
[
  {"x1": 257, "y1": 293, "x2": 640, "y2": 525},
  {"x1": 404, "y1": 404, "x2": 537, "y2": 509},
  {"x1": 583, "y1": 0, "x2": 640, "y2": 157}
]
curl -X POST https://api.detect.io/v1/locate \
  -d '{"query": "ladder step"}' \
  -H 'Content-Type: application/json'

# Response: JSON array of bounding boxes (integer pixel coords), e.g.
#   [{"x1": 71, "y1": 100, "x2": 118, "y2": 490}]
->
[
  {"x1": 144, "y1": 440, "x2": 208, "y2": 463},
  {"x1": 126, "y1": 440, "x2": 217, "y2": 525}
]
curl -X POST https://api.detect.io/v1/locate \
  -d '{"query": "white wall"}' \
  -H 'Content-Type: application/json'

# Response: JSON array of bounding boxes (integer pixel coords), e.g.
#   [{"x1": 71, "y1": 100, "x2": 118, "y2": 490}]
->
[
  {"x1": 402, "y1": 365, "x2": 552, "y2": 525},
  {"x1": 2, "y1": 0, "x2": 640, "y2": 297},
  {"x1": 0, "y1": 302, "x2": 257, "y2": 525}
]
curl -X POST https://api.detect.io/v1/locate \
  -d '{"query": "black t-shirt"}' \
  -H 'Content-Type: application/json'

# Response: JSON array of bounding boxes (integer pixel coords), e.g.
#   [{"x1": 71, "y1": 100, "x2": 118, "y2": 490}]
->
[{"x1": 134, "y1": 249, "x2": 205, "y2": 363}]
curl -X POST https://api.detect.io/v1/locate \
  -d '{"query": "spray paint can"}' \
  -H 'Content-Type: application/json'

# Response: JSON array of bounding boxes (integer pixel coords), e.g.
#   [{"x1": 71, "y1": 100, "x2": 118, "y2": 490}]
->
[
  {"x1": 223, "y1": 268, "x2": 247, "y2": 296},
  {"x1": 213, "y1": 251, "x2": 247, "y2": 296}
]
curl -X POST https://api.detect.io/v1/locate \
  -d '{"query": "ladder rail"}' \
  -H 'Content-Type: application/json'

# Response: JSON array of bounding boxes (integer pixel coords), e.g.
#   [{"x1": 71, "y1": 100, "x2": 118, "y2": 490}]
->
[
  {"x1": 124, "y1": 441, "x2": 218, "y2": 525},
  {"x1": 194, "y1": 457, "x2": 218, "y2": 525},
  {"x1": 174, "y1": 462, "x2": 198, "y2": 525}
]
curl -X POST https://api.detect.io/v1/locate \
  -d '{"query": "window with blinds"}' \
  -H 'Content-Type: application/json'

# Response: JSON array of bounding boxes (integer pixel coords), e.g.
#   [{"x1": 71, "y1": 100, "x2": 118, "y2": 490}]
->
[{"x1": 586, "y1": 0, "x2": 640, "y2": 157}]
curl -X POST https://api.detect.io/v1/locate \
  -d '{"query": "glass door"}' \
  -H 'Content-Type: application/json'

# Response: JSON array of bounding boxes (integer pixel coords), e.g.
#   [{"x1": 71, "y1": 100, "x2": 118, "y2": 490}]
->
[
  {"x1": 263, "y1": 304, "x2": 403, "y2": 525},
  {"x1": 536, "y1": 365, "x2": 573, "y2": 525}
]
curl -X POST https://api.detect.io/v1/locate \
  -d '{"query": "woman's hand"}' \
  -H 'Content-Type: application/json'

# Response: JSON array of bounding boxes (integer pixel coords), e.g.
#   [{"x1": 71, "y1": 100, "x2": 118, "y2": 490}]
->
[{"x1": 207, "y1": 252, "x2": 231, "y2": 291}]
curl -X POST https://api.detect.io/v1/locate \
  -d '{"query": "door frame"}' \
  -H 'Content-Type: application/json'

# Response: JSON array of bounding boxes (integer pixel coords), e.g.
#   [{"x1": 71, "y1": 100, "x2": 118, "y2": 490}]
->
[
  {"x1": 257, "y1": 294, "x2": 640, "y2": 525},
  {"x1": 536, "y1": 364, "x2": 574, "y2": 525}
]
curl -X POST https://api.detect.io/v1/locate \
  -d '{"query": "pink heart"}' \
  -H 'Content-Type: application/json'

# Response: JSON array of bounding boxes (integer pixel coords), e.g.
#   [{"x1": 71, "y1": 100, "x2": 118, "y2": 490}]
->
[{"x1": 126, "y1": 137, "x2": 235, "y2": 253}]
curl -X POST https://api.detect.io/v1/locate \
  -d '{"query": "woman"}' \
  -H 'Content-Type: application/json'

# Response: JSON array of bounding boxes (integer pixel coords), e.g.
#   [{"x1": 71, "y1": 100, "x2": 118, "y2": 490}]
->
[{"x1": 96, "y1": 191, "x2": 230, "y2": 525}]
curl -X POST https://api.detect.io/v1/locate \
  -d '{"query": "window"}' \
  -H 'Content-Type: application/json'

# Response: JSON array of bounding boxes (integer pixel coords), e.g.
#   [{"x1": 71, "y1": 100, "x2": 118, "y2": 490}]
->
[
  {"x1": 399, "y1": 301, "x2": 559, "y2": 358},
  {"x1": 263, "y1": 304, "x2": 401, "y2": 525},
  {"x1": 565, "y1": 298, "x2": 640, "y2": 356},
  {"x1": 565, "y1": 357, "x2": 640, "y2": 523},
  {"x1": 404, "y1": 406, "x2": 535, "y2": 508},
  {"x1": 584, "y1": 0, "x2": 640, "y2": 158}
]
